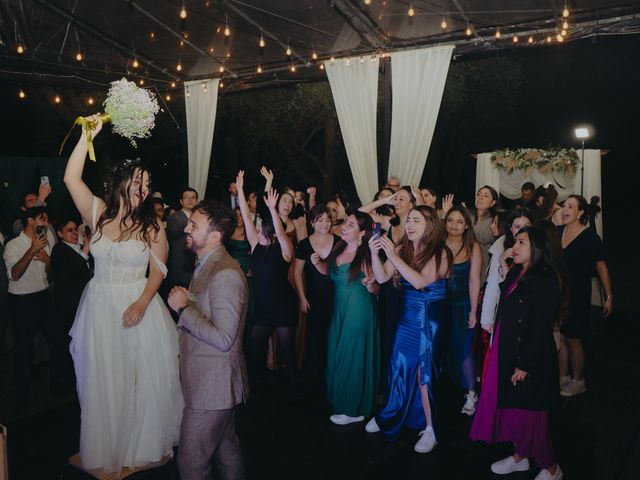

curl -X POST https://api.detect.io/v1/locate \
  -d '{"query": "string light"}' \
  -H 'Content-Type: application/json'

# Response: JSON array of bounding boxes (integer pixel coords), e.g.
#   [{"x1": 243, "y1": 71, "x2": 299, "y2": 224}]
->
[
  {"x1": 312, "y1": 51, "x2": 318, "y2": 61},
  {"x1": 179, "y1": 2, "x2": 187, "y2": 19},
  {"x1": 259, "y1": 32, "x2": 265, "y2": 48},
  {"x1": 408, "y1": 5, "x2": 415, "y2": 17},
  {"x1": 19, "y1": 89, "x2": 26, "y2": 99},
  {"x1": 180, "y1": 40, "x2": 185, "y2": 47},
  {"x1": 88, "y1": 97, "x2": 94, "y2": 105},
  {"x1": 441, "y1": 18, "x2": 447, "y2": 29},
  {"x1": 132, "y1": 58, "x2": 139, "y2": 68},
  {"x1": 290, "y1": 62, "x2": 296, "y2": 72},
  {"x1": 209, "y1": 47, "x2": 214, "y2": 53},
  {"x1": 166, "y1": 94, "x2": 171, "y2": 101},
  {"x1": 150, "y1": 31, "x2": 155, "y2": 39},
  {"x1": 219, "y1": 82, "x2": 224, "y2": 88},
  {"x1": 139, "y1": 78, "x2": 145, "y2": 86},
  {"x1": 224, "y1": 14, "x2": 231, "y2": 37},
  {"x1": 562, "y1": 7, "x2": 570, "y2": 18},
  {"x1": 286, "y1": 42, "x2": 292, "y2": 56},
  {"x1": 528, "y1": 36, "x2": 534, "y2": 44},
  {"x1": 547, "y1": 35, "x2": 553, "y2": 42},
  {"x1": 562, "y1": 21, "x2": 569, "y2": 30},
  {"x1": 320, "y1": 63, "x2": 325, "y2": 70},
  {"x1": 495, "y1": 29, "x2": 501, "y2": 39},
  {"x1": 171, "y1": 81, "x2": 177, "y2": 88},
  {"x1": 512, "y1": 35, "x2": 519, "y2": 43},
  {"x1": 177, "y1": 60, "x2": 183, "y2": 71},
  {"x1": 219, "y1": 65, "x2": 224, "y2": 73},
  {"x1": 465, "y1": 25, "x2": 472, "y2": 36},
  {"x1": 364, "y1": 0, "x2": 371, "y2": 4},
  {"x1": 557, "y1": 33, "x2": 564, "y2": 42},
  {"x1": 257, "y1": 65, "x2": 263, "y2": 73},
  {"x1": 75, "y1": 51, "x2": 83, "y2": 61},
  {"x1": 54, "y1": 95, "x2": 61, "y2": 104},
  {"x1": 561, "y1": 29, "x2": 567, "y2": 37},
  {"x1": 17, "y1": 44, "x2": 25, "y2": 54}
]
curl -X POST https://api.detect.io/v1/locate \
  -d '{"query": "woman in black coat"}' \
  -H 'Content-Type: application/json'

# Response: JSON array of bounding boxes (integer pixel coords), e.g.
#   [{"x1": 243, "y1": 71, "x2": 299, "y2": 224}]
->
[{"x1": 470, "y1": 226, "x2": 567, "y2": 480}]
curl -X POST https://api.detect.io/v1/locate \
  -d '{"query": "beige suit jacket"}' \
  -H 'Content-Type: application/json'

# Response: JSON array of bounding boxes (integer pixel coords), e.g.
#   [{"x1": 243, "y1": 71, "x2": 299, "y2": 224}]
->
[{"x1": 178, "y1": 245, "x2": 249, "y2": 410}]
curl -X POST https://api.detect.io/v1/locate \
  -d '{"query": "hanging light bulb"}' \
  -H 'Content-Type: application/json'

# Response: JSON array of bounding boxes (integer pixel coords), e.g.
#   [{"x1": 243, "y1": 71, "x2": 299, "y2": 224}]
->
[
  {"x1": 495, "y1": 29, "x2": 501, "y2": 39},
  {"x1": 562, "y1": 7, "x2": 570, "y2": 18},
  {"x1": 259, "y1": 34, "x2": 265, "y2": 48},
  {"x1": 224, "y1": 25, "x2": 231, "y2": 37},
  {"x1": 219, "y1": 65, "x2": 224, "y2": 73},
  {"x1": 166, "y1": 94, "x2": 171, "y2": 101},
  {"x1": 257, "y1": 65, "x2": 263, "y2": 74},
  {"x1": 75, "y1": 51, "x2": 83, "y2": 61},
  {"x1": 312, "y1": 51, "x2": 318, "y2": 60},
  {"x1": 465, "y1": 25, "x2": 472, "y2": 36},
  {"x1": 177, "y1": 60, "x2": 183, "y2": 71},
  {"x1": 219, "y1": 81, "x2": 224, "y2": 88},
  {"x1": 179, "y1": 2, "x2": 187, "y2": 19},
  {"x1": 132, "y1": 58, "x2": 139, "y2": 68},
  {"x1": 562, "y1": 21, "x2": 569, "y2": 30},
  {"x1": 88, "y1": 97, "x2": 94, "y2": 105},
  {"x1": 17, "y1": 44, "x2": 25, "y2": 54},
  {"x1": 139, "y1": 79, "x2": 145, "y2": 86},
  {"x1": 209, "y1": 47, "x2": 214, "y2": 53},
  {"x1": 320, "y1": 63, "x2": 325, "y2": 70},
  {"x1": 364, "y1": 0, "x2": 371, "y2": 5},
  {"x1": 290, "y1": 63, "x2": 296, "y2": 72},
  {"x1": 180, "y1": 40, "x2": 185, "y2": 47},
  {"x1": 54, "y1": 95, "x2": 61, "y2": 104},
  {"x1": 528, "y1": 36, "x2": 534, "y2": 44},
  {"x1": 547, "y1": 35, "x2": 553, "y2": 42},
  {"x1": 330, "y1": 55, "x2": 335, "y2": 64},
  {"x1": 408, "y1": 5, "x2": 415, "y2": 17},
  {"x1": 171, "y1": 81, "x2": 177, "y2": 88},
  {"x1": 19, "y1": 89, "x2": 26, "y2": 99},
  {"x1": 286, "y1": 43, "x2": 292, "y2": 56},
  {"x1": 512, "y1": 35, "x2": 519, "y2": 43},
  {"x1": 561, "y1": 29, "x2": 567, "y2": 37},
  {"x1": 557, "y1": 33, "x2": 564, "y2": 42},
  {"x1": 441, "y1": 18, "x2": 447, "y2": 29},
  {"x1": 150, "y1": 31, "x2": 156, "y2": 39}
]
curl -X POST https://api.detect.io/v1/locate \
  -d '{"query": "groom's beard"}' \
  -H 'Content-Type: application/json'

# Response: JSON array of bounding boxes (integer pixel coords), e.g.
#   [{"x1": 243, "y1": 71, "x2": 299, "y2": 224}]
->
[{"x1": 186, "y1": 236, "x2": 205, "y2": 252}]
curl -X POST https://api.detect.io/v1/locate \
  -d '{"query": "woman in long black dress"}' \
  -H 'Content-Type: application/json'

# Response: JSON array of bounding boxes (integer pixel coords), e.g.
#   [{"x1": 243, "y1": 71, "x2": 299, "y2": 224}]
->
[
  {"x1": 236, "y1": 170, "x2": 297, "y2": 392},
  {"x1": 293, "y1": 204, "x2": 340, "y2": 391},
  {"x1": 557, "y1": 195, "x2": 612, "y2": 397}
]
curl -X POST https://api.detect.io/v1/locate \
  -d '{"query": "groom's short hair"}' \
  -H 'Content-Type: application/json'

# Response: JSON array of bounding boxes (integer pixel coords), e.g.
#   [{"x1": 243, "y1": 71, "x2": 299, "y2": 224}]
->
[{"x1": 194, "y1": 200, "x2": 236, "y2": 242}]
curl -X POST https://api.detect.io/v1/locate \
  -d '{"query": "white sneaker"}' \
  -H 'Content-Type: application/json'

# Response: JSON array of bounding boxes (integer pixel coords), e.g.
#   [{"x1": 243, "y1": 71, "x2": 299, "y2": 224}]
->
[
  {"x1": 461, "y1": 391, "x2": 478, "y2": 416},
  {"x1": 490, "y1": 456, "x2": 530, "y2": 474},
  {"x1": 559, "y1": 376, "x2": 571, "y2": 388},
  {"x1": 560, "y1": 379, "x2": 586, "y2": 397},
  {"x1": 365, "y1": 417, "x2": 380, "y2": 433},
  {"x1": 535, "y1": 465, "x2": 564, "y2": 480},
  {"x1": 329, "y1": 414, "x2": 365, "y2": 425},
  {"x1": 414, "y1": 427, "x2": 437, "y2": 453}
]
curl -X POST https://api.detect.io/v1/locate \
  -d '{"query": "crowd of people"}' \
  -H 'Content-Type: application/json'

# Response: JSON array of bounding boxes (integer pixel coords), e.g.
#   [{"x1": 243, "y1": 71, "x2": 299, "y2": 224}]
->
[{"x1": 0, "y1": 117, "x2": 614, "y2": 480}]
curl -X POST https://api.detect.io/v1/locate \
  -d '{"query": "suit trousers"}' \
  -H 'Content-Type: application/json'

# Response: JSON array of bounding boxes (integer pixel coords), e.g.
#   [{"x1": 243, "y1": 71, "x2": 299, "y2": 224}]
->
[
  {"x1": 178, "y1": 406, "x2": 245, "y2": 480},
  {"x1": 8, "y1": 290, "x2": 55, "y2": 403}
]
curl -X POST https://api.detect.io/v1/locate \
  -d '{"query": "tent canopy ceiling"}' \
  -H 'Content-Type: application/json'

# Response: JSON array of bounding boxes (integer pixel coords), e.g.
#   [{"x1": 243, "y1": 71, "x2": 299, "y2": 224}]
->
[{"x1": 1, "y1": 0, "x2": 639, "y2": 92}]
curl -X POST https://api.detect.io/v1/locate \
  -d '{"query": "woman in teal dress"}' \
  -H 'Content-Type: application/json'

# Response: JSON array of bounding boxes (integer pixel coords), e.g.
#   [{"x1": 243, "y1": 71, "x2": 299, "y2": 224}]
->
[
  {"x1": 312, "y1": 211, "x2": 379, "y2": 425},
  {"x1": 444, "y1": 206, "x2": 482, "y2": 416},
  {"x1": 366, "y1": 206, "x2": 452, "y2": 453}
]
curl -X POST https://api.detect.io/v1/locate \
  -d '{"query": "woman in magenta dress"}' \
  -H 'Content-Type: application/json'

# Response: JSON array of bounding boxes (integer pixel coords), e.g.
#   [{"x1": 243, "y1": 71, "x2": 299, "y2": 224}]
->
[{"x1": 470, "y1": 226, "x2": 567, "y2": 480}]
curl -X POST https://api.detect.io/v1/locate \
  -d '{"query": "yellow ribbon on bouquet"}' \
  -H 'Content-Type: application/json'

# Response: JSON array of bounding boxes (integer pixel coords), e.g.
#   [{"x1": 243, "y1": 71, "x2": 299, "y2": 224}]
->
[{"x1": 59, "y1": 113, "x2": 111, "y2": 161}]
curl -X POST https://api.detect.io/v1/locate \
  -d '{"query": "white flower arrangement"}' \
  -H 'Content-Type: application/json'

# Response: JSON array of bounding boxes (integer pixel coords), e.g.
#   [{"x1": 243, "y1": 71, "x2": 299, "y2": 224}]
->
[
  {"x1": 490, "y1": 148, "x2": 580, "y2": 177},
  {"x1": 103, "y1": 78, "x2": 160, "y2": 148}
]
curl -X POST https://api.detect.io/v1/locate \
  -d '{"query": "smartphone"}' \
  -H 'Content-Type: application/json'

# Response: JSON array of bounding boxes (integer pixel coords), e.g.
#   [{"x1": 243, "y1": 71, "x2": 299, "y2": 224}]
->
[
  {"x1": 36, "y1": 225, "x2": 47, "y2": 238},
  {"x1": 372, "y1": 222, "x2": 381, "y2": 239},
  {"x1": 40, "y1": 176, "x2": 49, "y2": 186}
]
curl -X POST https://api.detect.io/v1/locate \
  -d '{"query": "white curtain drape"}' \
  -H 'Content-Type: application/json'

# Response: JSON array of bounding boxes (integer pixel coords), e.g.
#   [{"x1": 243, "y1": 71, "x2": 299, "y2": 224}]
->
[
  {"x1": 475, "y1": 149, "x2": 603, "y2": 234},
  {"x1": 387, "y1": 46, "x2": 454, "y2": 185},
  {"x1": 325, "y1": 57, "x2": 379, "y2": 204},
  {"x1": 184, "y1": 78, "x2": 220, "y2": 198}
]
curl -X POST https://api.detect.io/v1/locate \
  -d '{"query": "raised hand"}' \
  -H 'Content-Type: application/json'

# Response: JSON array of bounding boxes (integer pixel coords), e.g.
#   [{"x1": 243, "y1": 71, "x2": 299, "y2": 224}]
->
[
  {"x1": 378, "y1": 235, "x2": 398, "y2": 262},
  {"x1": 84, "y1": 113, "x2": 104, "y2": 139},
  {"x1": 442, "y1": 194, "x2": 454, "y2": 214},
  {"x1": 260, "y1": 166, "x2": 273, "y2": 182},
  {"x1": 30, "y1": 233, "x2": 48, "y2": 254},
  {"x1": 38, "y1": 183, "x2": 52, "y2": 202},
  {"x1": 384, "y1": 192, "x2": 398, "y2": 205},
  {"x1": 264, "y1": 188, "x2": 279, "y2": 210},
  {"x1": 368, "y1": 235, "x2": 382, "y2": 254},
  {"x1": 306, "y1": 186, "x2": 317, "y2": 197},
  {"x1": 236, "y1": 170, "x2": 245, "y2": 191}
]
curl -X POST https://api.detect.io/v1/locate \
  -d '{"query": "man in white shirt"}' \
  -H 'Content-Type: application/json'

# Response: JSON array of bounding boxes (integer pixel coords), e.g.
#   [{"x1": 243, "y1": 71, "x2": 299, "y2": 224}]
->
[{"x1": 3, "y1": 206, "x2": 55, "y2": 405}]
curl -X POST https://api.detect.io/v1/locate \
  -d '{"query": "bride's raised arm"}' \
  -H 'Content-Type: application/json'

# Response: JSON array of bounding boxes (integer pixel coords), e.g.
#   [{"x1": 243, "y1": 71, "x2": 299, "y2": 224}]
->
[{"x1": 64, "y1": 114, "x2": 106, "y2": 227}]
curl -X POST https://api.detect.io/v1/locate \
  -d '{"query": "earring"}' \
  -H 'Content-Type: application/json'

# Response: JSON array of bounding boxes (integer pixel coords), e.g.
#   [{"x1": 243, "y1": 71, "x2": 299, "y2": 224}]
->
[{"x1": 357, "y1": 237, "x2": 362, "y2": 246}]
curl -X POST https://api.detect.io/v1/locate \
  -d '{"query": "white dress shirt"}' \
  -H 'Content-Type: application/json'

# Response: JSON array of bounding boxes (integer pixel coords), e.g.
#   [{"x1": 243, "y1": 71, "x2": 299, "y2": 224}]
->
[{"x1": 4, "y1": 232, "x2": 51, "y2": 294}]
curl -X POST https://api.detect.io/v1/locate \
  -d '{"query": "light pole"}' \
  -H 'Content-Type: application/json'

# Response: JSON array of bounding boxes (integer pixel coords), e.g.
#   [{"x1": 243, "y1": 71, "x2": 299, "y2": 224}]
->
[{"x1": 574, "y1": 127, "x2": 590, "y2": 196}]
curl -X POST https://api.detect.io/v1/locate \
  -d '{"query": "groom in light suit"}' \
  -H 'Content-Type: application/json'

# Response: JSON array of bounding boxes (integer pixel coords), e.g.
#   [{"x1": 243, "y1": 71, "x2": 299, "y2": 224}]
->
[{"x1": 168, "y1": 200, "x2": 249, "y2": 480}]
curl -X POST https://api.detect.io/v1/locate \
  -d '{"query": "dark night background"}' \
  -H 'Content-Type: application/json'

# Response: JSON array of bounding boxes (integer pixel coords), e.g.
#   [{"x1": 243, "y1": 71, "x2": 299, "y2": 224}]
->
[{"x1": 1, "y1": 34, "x2": 638, "y2": 310}]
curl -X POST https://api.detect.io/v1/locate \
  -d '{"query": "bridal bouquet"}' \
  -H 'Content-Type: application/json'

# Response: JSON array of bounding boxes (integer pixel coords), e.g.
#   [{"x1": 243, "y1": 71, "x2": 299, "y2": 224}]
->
[{"x1": 60, "y1": 78, "x2": 160, "y2": 161}]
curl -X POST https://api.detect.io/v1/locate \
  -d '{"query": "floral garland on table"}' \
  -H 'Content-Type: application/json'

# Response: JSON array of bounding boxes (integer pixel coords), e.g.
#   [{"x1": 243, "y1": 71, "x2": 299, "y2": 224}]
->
[{"x1": 490, "y1": 148, "x2": 580, "y2": 177}]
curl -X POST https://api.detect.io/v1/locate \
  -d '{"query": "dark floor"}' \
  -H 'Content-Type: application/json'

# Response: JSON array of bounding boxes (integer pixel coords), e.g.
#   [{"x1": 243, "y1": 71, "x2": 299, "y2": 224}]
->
[{"x1": 1, "y1": 310, "x2": 639, "y2": 480}]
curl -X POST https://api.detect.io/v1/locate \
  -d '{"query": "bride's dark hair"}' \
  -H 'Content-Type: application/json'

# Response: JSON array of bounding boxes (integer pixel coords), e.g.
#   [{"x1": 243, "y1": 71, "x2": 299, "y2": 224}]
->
[{"x1": 94, "y1": 158, "x2": 159, "y2": 244}]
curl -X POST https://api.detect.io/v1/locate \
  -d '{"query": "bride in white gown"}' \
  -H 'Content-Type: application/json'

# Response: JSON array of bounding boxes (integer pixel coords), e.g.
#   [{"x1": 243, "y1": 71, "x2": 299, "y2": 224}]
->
[{"x1": 64, "y1": 115, "x2": 183, "y2": 475}]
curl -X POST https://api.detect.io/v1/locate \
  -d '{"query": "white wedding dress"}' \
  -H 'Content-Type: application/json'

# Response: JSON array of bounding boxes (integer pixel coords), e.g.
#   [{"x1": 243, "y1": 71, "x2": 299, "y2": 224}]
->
[{"x1": 70, "y1": 197, "x2": 183, "y2": 474}]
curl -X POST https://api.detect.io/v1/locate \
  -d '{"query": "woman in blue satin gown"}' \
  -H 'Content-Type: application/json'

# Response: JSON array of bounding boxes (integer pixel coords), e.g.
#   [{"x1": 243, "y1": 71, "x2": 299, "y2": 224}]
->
[{"x1": 366, "y1": 206, "x2": 452, "y2": 453}]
